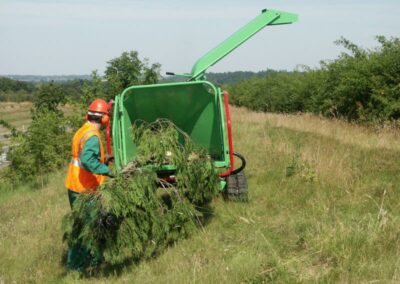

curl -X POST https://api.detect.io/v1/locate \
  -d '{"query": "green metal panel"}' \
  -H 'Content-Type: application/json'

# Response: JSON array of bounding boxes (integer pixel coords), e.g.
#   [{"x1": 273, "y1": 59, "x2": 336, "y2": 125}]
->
[
  {"x1": 112, "y1": 81, "x2": 230, "y2": 171},
  {"x1": 112, "y1": 94, "x2": 121, "y2": 169},
  {"x1": 111, "y1": 8, "x2": 299, "y2": 173},
  {"x1": 190, "y1": 9, "x2": 298, "y2": 80}
]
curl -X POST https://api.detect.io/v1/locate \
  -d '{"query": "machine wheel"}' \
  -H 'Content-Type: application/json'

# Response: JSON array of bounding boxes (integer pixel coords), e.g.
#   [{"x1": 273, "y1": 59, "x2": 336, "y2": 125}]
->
[{"x1": 225, "y1": 170, "x2": 248, "y2": 201}]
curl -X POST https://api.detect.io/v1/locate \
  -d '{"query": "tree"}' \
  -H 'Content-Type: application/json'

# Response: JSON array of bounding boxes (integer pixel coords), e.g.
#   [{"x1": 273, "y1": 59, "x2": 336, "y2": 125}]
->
[
  {"x1": 82, "y1": 70, "x2": 105, "y2": 106},
  {"x1": 33, "y1": 81, "x2": 66, "y2": 115},
  {"x1": 104, "y1": 51, "x2": 161, "y2": 99}
]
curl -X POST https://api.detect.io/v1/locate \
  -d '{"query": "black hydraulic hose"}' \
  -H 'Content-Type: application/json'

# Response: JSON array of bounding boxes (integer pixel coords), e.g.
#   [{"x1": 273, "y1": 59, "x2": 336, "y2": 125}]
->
[{"x1": 230, "y1": 152, "x2": 246, "y2": 176}]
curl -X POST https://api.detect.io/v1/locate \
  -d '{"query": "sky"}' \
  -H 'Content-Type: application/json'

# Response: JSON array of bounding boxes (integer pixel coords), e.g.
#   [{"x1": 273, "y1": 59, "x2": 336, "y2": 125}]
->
[{"x1": 0, "y1": 0, "x2": 399, "y2": 76}]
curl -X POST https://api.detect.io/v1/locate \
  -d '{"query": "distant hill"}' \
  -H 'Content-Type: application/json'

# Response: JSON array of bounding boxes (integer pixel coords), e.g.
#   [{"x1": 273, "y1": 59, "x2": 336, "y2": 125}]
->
[
  {"x1": 0, "y1": 69, "x2": 280, "y2": 101},
  {"x1": 205, "y1": 70, "x2": 277, "y2": 85},
  {"x1": 0, "y1": 76, "x2": 86, "y2": 102},
  {"x1": 0, "y1": 76, "x2": 35, "y2": 93},
  {"x1": 3, "y1": 75, "x2": 91, "y2": 82},
  {"x1": 0, "y1": 76, "x2": 36, "y2": 101},
  {"x1": 4, "y1": 70, "x2": 278, "y2": 85},
  {"x1": 161, "y1": 70, "x2": 280, "y2": 85}
]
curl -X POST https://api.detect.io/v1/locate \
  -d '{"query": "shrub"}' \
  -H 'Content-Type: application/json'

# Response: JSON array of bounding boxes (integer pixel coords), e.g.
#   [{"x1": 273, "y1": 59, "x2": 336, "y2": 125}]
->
[{"x1": 227, "y1": 36, "x2": 400, "y2": 122}]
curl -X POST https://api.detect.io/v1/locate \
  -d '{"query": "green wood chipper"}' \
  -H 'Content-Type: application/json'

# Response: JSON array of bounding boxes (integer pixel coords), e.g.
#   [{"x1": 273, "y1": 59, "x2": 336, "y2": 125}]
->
[{"x1": 107, "y1": 9, "x2": 298, "y2": 197}]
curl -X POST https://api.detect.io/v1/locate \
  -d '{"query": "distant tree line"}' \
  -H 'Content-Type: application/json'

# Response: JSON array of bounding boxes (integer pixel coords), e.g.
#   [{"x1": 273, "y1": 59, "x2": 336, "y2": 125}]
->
[
  {"x1": 0, "y1": 51, "x2": 161, "y2": 103},
  {"x1": 5, "y1": 74, "x2": 91, "y2": 82},
  {"x1": 226, "y1": 36, "x2": 400, "y2": 122},
  {"x1": 2, "y1": 36, "x2": 400, "y2": 123},
  {"x1": 205, "y1": 70, "x2": 275, "y2": 85},
  {"x1": 161, "y1": 70, "x2": 271, "y2": 84},
  {"x1": 0, "y1": 77, "x2": 36, "y2": 101},
  {"x1": 0, "y1": 76, "x2": 86, "y2": 102}
]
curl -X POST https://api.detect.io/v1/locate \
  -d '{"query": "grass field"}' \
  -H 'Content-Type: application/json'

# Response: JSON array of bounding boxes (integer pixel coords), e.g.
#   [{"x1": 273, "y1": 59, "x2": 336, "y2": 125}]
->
[
  {"x1": 0, "y1": 102, "x2": 32, "y2": 136},
  {"x1": 0, "y1": 102, "x2": 73, "y2": 145},
  {"x1": 1, "y1": 106, "x2": 400, "y2": 283}
]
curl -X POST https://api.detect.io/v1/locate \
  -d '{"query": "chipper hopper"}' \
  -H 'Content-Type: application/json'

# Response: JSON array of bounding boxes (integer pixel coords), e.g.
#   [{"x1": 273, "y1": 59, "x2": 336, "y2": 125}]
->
[{"x1": 109, "y1": 9, "x2": 298, "y2": 197}]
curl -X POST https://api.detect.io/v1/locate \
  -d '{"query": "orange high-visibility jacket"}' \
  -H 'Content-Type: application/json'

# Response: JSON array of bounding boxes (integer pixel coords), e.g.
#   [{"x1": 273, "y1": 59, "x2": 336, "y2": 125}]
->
[{"x1": 65, "y1": 122, "x2": 106, "y2": 193}]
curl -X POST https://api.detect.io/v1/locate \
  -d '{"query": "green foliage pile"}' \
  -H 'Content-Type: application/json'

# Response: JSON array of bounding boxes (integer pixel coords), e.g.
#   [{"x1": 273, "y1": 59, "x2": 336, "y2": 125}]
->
[
  {"x1": 62, "y1": 120, "x2": 219, "y2": 270},
  {"x1": 227, "y1": 36, "x2": 400, "y2": 122}
]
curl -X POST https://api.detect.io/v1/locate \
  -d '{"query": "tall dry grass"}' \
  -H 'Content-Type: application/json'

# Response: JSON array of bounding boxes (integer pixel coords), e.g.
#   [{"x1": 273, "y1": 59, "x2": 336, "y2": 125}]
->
[
  {"x1": 0, "y1": 106, "x2": 400, "y2": 283},
  {"x1": 264, "y1": 111, "x2": 400, "y2": 151},
  {"x1": 0, "y1": 102, "x2": 32, "y2": 136}
]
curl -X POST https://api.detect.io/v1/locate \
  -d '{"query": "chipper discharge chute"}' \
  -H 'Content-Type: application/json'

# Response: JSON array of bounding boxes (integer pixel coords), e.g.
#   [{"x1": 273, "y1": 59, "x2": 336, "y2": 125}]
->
[{"x1": 110, "y1": 9, "x2": 298, "y2": 197}]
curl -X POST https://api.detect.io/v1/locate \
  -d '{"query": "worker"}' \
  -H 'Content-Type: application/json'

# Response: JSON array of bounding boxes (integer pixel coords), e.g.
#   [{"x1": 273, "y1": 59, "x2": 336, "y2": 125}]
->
[{"x1": 64, "y1": 98, "x2": 113, "y2": 272}]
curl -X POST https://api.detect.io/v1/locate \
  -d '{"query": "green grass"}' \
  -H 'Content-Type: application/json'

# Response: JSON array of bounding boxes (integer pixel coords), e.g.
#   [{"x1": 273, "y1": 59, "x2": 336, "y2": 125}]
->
[{"x1": 1, "y1": 107, "x2": 400, "y2": 283}]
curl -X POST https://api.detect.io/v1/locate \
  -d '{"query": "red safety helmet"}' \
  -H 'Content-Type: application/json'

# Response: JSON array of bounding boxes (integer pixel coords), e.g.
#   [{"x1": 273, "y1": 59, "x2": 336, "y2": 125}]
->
[
  {"x1": 88, "y1": 99, "x2": 109, "y2": 115},
  {"x1": 87, "y1": 99, "x2": 110, "y2": 124}
]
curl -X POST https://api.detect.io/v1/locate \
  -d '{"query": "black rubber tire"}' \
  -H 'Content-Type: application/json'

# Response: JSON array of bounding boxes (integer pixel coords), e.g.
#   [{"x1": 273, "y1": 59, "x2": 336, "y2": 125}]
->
[
  {"x1": 225, "y1": 170, "x2": 248, "y2": 201},
  {"x1": 231, "y1": 152, "x2": 246, "y2": 176}
]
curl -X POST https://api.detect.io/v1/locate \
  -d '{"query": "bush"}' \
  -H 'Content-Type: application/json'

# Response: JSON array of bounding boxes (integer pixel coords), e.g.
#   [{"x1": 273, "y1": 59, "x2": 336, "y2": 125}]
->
[
  {"x1": 227, "y1": 36, "x2": 400, "y2": 122},
  {"x1": 3, "y1": 83, "x2": 72, "y2": 186},
  {"x1": 4, "y1": 110, "x2": 72, "y2": 186}
]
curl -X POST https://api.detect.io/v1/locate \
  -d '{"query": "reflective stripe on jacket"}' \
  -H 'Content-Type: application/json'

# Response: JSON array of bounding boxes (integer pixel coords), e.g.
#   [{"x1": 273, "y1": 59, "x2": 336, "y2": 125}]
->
[{"x1": 65, "y1": 122, "x2": 106, "y2": 193}]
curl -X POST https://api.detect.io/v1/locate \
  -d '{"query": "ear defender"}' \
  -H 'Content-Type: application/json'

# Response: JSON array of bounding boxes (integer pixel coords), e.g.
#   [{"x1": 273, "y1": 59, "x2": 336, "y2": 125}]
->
[{"x1": 101, "y1": 114, "x2": 110, "y2": 125}]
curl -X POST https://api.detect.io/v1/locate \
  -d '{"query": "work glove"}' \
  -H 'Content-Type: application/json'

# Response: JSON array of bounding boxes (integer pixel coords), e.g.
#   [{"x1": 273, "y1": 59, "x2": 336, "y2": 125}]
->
[{"x1": 105, "y1": 155, "x2": 114, "y2": 166}]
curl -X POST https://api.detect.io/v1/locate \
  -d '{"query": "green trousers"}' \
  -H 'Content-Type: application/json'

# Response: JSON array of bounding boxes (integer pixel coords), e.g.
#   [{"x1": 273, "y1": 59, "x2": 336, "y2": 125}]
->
[
  {"x1": 67, "y1": 189, "x2": 79, "y2": 209},
  {"x1": 67, "y1": 190, "x2": 86, "y2": 272},
  {"x1": 66, "y1": 190, "x2": 101, "y2": 272}
]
